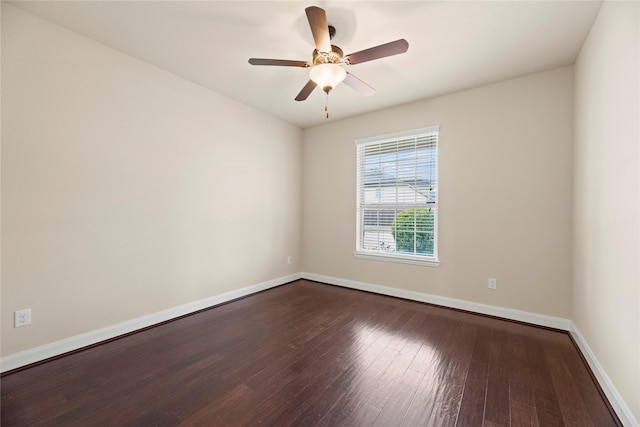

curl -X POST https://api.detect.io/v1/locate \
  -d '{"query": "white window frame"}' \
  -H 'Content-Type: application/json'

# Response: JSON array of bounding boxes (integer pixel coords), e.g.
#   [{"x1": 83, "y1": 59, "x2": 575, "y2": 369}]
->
[{"x1": 355, "y1": 126, "x2": 440, "y2": 267}]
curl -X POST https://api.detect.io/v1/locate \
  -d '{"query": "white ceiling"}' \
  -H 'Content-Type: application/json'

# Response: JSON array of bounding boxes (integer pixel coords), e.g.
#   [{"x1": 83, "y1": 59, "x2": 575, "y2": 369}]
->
[{"x1": 8, "y1": 1, "x2": 602, "y2": 128}]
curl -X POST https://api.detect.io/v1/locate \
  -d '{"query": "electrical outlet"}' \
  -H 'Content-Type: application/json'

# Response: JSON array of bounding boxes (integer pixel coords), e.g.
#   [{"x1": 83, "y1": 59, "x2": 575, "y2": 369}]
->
[
  {"x1": 15, "y1": 309, "x2": 32, "y2": 327},
  {"x1": 287, "y1": 256, "x2": 292, "y2": 265},
  {"x1": 488, "y1": 278, "x2": 497, "y2": 290}
]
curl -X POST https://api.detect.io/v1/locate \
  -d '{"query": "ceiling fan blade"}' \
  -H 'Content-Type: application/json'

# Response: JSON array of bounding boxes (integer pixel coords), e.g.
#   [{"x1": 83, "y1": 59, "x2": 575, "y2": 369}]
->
[
  {"x1": 249, "y1": 58, "x2": 311, "y2": 67},
  {"x1": 343, "y1": 72, "x2": 375, "y2": 97},
  {"x1": 305, "y1": 6, "x2": 331, "y2": 52},
  {"x1": 345, "y1": 39, "x2": 409, "y2": 65},
  {"x1": 295, "y1": 80, "x2": 318, "y2": 101}
]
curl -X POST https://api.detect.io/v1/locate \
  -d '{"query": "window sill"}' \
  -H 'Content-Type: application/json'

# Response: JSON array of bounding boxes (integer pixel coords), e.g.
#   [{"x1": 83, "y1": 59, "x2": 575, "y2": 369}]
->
[{"x1": 354, "y1": 251, "x2": 440, "y2": 267}]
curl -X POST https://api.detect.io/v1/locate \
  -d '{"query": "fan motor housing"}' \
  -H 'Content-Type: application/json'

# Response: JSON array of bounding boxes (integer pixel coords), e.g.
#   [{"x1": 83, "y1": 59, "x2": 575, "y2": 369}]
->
[{"x1": 312, "y1": 45, "x2": 344, "y2": 65}]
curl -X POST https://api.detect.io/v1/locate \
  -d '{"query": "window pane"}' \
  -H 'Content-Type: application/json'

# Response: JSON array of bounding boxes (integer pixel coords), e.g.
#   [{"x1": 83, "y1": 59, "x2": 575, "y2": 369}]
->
[{"x1": 357, "y1": 127, "x2": 438, "y2": 261}]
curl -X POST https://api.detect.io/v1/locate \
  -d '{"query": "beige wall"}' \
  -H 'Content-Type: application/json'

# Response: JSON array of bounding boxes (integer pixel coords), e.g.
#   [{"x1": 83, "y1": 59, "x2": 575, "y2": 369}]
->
[
  {"x1": 302, "y1": 67, "x2": 574, "y2": 318},
  {"x1": 1, "y1": 5, "x2": 302, "y2": 356},
  {"x1": 573, "y1": 1, "x2": 640, "y2": 422}
]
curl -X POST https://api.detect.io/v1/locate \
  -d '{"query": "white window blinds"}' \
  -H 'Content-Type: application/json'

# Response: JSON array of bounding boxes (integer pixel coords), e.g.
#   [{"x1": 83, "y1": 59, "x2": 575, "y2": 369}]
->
[{"x1": 356, "y1": 126, "x2": 439, "y2": 264}]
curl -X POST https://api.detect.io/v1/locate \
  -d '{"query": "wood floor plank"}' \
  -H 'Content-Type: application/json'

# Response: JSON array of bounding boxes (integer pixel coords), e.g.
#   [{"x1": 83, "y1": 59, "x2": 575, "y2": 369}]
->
[
  {"x1": 330, "y1": 309, "x2": 423, "y2": 426},
  {"x1": 542, "y1": 332, "x2": 595, "y2": 426},
  {"x1": 361, "y1": 311, "x2": 427, "y2": 413},
  {"x1": 521, "y1": 325, "x2": 567, "y2": 425},
  {"x1": 510, "y1": 401, "x2": 539, "y2": 427},
  {"x1": 187, "y1": 292, "x2": 378, "y2": 424},
  {"x1": 402, "y1": 317, "x2": 477, "y2": 427},
  {"x1": 428, "y1": 321, "x2": 478, "y2": 425},
  {"x1": 328, "y1": 346, "x2": 400, "y2": 426},
  {"x1": 271, "y1": 305, "x2": 408, "y2": 425},
  {"x1": 0, "y1": 280, "x2": 620, "y2": 426},
  {"x1": 373, "y1": 367, "x2": 426, "y2": 426},
  {"x1": 454, "y1": 324, "x2": 492, "y2": 427},
  {"x1": 484, "y1": 324, "x2": 512, "y2": 426},
  {"x1": 506, "y1": 322, "x2": 536, "y2": 409},
  {"x1": 541, "y1": 328, "x2": 619, "y2": 427},
  {"x1": 222, "y1": 301, "x2": 407, "y2": 425}
]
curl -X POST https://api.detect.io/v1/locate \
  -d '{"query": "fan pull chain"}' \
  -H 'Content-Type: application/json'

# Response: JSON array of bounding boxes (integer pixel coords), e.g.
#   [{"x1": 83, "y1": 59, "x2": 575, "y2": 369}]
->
[{"x1": 325, "y1": 92, "x2": 329, "y2": 119}]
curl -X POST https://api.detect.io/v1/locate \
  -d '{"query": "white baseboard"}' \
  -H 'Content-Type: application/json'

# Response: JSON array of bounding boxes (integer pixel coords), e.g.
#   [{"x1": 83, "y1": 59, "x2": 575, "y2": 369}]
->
[
  {"x1": 302, "y1": 272, "x2": 571, "y2": 330},
  {"x1": 570, "y1": 323, "x2": 638, "y2": 427},
  {"x1": 0, "y1": 273, "x2": 301, "y2": 373}
]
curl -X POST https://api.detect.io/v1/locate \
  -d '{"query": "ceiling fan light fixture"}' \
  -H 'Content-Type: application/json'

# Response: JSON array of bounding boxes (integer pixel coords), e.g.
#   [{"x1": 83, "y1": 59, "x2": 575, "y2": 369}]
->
[
  {"x1": 309, "y1": 63, "x2": 346, "y2": 92},
  {"x1": 248, "y1": 6, "x2": 409, "y2": 110}
]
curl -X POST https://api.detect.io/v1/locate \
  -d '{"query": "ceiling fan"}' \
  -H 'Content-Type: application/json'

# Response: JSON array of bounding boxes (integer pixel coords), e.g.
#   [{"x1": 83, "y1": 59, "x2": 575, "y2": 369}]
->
[{"x1": 248, "y1": 6, "x2": 409, "y2": 116}]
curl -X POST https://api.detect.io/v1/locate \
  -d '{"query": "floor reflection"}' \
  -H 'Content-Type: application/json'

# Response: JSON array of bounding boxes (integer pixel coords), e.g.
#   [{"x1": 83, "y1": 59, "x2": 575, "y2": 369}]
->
[
  {"x1": 341, "y1": 312, "x2": 478, "y2": 425},
  {"x1": 348, "y1": 319, "x2": 441, "y2": 388}
]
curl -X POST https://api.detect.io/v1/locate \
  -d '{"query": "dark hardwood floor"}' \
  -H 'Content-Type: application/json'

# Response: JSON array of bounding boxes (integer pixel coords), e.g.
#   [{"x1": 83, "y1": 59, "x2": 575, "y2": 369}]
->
[{"x1": 1, "y1": 280, "x2": 619, "y2": 426}]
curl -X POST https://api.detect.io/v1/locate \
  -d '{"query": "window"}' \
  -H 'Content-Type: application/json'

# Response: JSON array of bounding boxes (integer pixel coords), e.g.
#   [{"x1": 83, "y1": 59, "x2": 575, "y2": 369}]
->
[{"x1": 355, "y1": 126, "x2": 439, "y2": 266}]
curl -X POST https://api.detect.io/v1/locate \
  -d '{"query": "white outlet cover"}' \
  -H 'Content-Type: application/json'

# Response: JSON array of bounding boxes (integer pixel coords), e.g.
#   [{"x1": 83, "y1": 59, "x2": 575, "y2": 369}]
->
[
  {"x1": 488, "y1": 278, "x2": 497, "y2": 289},
  {"x1": 15, "y1": 309, "x2": 32, "y2": 327}
]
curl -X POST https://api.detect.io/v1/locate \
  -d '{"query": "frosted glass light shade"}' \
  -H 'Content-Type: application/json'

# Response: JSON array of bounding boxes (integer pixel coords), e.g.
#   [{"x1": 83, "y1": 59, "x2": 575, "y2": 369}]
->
[{"x1": 310, "y1": 64, "x2": 347, "y2": 90}]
